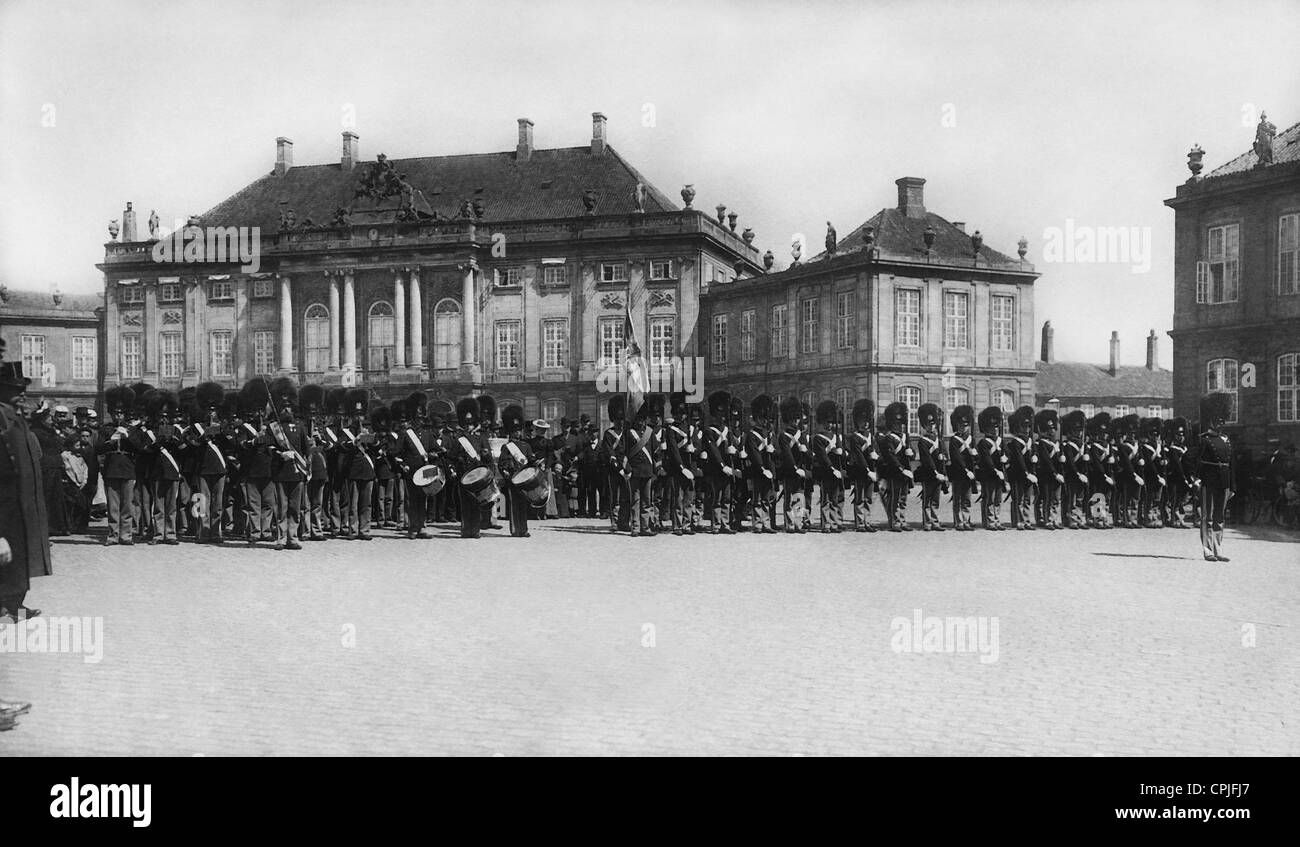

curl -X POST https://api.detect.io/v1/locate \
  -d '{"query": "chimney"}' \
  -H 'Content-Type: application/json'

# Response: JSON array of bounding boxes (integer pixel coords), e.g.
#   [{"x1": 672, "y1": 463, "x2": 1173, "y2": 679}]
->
[
  {"x1": 1109, "y1": 330, "x2": 1120, "y2": 376},
  {"x1": 516, "y1": 118, "x2": 534, "y2": 162},
  {"x1": 275, "y1": 137, "x2": 293, "y2": 176},
  {"x1": 342, "y1": 131, "x2": 359, "y2": 171},
  {"x1": 895, "y1": 177, "x2": 926, "y2": 219},
  {"x1": 591, "y1": 112, "x2": 607, "y2": 156},
  {"x1": 1040, "y1": 320, "x2": 1054, "y2": 363},
  {"x1": 952, "y1": 221, "x2": 965, "y2": 233},
  {"x1": 121, "y1": 202, "x2": 137, "y2": 242},
  {"x1": 1146, "y1": 329, "x2": 1158, "y2": 370}
]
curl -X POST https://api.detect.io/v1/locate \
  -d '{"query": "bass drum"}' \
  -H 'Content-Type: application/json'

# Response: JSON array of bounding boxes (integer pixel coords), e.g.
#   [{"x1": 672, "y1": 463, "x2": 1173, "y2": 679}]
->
[
  {"x1": 460, "y1": 466, "x2": 498, "y2": 504},
  {"x1": 411, "y1": 463, "x2": 445, "y2": 495},
  {"x1": 511, "y1": 467, "x2": 549, "y2": 506}
]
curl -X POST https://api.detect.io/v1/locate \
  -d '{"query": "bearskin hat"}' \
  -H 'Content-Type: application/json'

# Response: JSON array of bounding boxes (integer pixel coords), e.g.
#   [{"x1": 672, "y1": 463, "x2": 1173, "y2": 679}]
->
[
  {"x1": 368, "y1": 404, "x2": 391, "y2": 429},
  {"x1": 950, "y1": 404, "x2": 975, "y2": 431},
  {"x1": 729, "y1": 395, "x2": 745, "y2": 420},
  {"x1": 1199, "y1": 392, "x2": 1232, "y2": 425},
  {"x1": 853, "y1": 399, "x2": 876, "y2": 428},
  {"x1": 390, "y1": 398, "x2": 410, "y2": 421},
  {"x1": 477, "y1": 394, "x2": 497, "y2": 426},
  {"x1": 343, "y1": 388, "x2": 368, "y2": 416},
  {"x1": 800, "y1": 401, "x2": 812, "y2": 423},
  {"x1": 300, "y1": 384, "x2": 325, "y2": 414},
  {"x1": 1117, "y1": 413, "x2": 1141, "y2": 435},
  {"x1": 221, "y1": 390, "x2": 240, "y2": 419},
  {"x1": 1061, "y1": 410, "x2": 1087, "y2": 434},
  {"x1": 884, "y1": 401, "x2": 908, "y2": 429},
  {"x1": 407, "y1": 391, "x2": 428, "y2": 414},
  {"x1": 1086, "y1": 411, "x2": 1111, "y2": 436},
  {"x1": 708, "y1": 390, "x2": 731, "y2": 421},
  {"x1": 1163, "y1": 416, "x2": 1188, "y2": 440},
  {"x1": 323, "y1": 387, "x2": 346, "y2": 416},
  {"x1": 428, "y1": 399, "x2": 454, "y2": 422},
  {"x1": 456, "y1": 396, "x2": 479, "y2": 425},
  {"x1": 607, "y1": 393, "x2": 626, "y2": 423},
  {"x1": 194, "y1": 381, "x2": 222, "y2": 411},
  {"x1": 669, "y1": 392, "x2": 688, "y2": 422},
  {"x1": 268, "y1": 376, "x2": 298, "y2": 410},
  {"x1": 1011, "y1": 405, "x2": 1034, "y2": 432},
  {"x1": 751, "y1": 394, "x2": 775, "y2": 422},
  {"x1": 501, "y1": 403, "x2": 526, "y2": 433},
  {"x1": 1034, "y1": 409, "x2": 1058, "y2": 434},
  {"x1": 645, "y1": 393, "x2": 665, "y2": 420},
  {"x1": 128, "y1": 382, "x2": 155, "y2": 413},
  {"x1": 240, "y1": 379, "x2": 270, "y2": 415},
  {"x1": 144, "y1": 389, "x2": 178, "y2": 417},
  {"x1": 816, "y1": 399, "x2": 840, "y2": 426},
  {"x1": 978, "y1": 406, "x2": 1004, "y2": 433},
  {"x1": 105, "y1": 384, "x2": 136, "y2": 413},
  {"x1": 1140, "y1": 416, "x2": 1162, "y2": 436},
  {"x1": 918, "y1": 402, "x2": 942, "y2": 431},
  {"x1": 780, "y1": 395, "x2": 802, "y2": 424}
]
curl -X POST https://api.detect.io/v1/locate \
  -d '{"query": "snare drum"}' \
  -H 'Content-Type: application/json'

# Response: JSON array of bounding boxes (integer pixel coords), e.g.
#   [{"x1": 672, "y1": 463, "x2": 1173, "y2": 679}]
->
[
  {"x1": 460, "y1": 466, "x2": 497, "y2": 504},
  {"x1": 412, "y1": 463, "x2": 445, "y2": 495},
  {"x1": 510, "y1": 467, "x2": 549, "y2": 506}
]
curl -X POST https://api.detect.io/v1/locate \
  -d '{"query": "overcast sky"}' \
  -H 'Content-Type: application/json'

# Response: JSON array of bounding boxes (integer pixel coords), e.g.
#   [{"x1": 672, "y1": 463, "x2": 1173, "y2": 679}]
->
[{"x1": 2, "y1": 0, "x2": 1297, "y2": 368}]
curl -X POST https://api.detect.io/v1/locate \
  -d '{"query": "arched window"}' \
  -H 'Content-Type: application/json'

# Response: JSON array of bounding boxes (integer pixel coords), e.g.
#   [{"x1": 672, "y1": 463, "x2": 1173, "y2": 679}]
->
[
  {"x1": 995, "y1": 388, "x2": 1016, "y2": 414},
  {"x1": 896, "y1": 385, "x2": 922, "y2": 436},
  {"x1": 434, "y1": 298, "x2": 462, "y2": 371},
  {"x1": 543, "y1": 398, "x2": 565, "y2": 429},
  {"x1": 1205, "y1": 358, "x2": 1239, "y2": 423},
  {"x1": 367, "y1": 301, "x2": 395, "y2": 372},
  {"x1": 1278, "y1": 353, "x2": 1298, "y2": 422},
  {"x1": 945, "y1": 387, "x2": 970, "y2": 414},
  {"x1": 304, "y1": 303, "x2": 330, "y2": 372}
]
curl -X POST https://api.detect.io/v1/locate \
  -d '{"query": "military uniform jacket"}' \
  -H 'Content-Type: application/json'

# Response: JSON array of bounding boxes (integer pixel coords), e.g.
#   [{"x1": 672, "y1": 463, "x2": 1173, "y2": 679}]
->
[
  {"x1": 976, "y1": 435, "x2": 1006, "y2": 487},
  {"x1": 1062, "y1": 438, "x2": 1089, "y2": 486},
  {"x1": 448, "y1": 427, "x2": 492, "y2": 477},
  {"x1": 497, "y1": 436, "x2": 536, "y2": 482},
  {"x1": 394, "y1": 425, "x2": 436, "y2": 478},
  {"x1": 1165, "y1": 442, "x2": 1190, "y2": 487},
  {"x1": 96, "y1": 424, "x2": 146, "y2": 480},
  {"x1": 374, "y1": 432, "x2": 397, "y2": 481},
  {"x1": 744, "y1": 426, "x2": 776, "y2": 481},
  {"x1": 948, "y1": 433, "x2": 977, "y2": 484},
  {"x1": 599, "y1": 426, "x2": 624, "y2": 476},
  {"x1": 307, "y1": 427, "x2": 331, "y2": 480},
  {"x1": 269, "y1": 421, "x2": 310, "y2": 483},
  {"x1": 700, "y1": 423, "x2": 733, "y2": 479},
  {"x1": 234, "y1": 422, "x2": 275, "y2": 479},
  {"x1": 342, "y1": 430, "x2": 378, "y2": 482},
  {"x1": 812, "y1": 430, "x2": 842, "y2": 482},
  {"x1": 877, "y1": 430, "x2": 913, "y2": 482},
  {"x1": 848, "y1": 428, "x2": 880, "y2": 483},
  {"x1": 914, "y1": 432, "x2": 948, "y2": 483},
  {"x1": 776, "y1": 424, "x2": 807, "y2": 482},
  {"x1": 184, "y1": 422, "x2": 233, "y2": 477},
  {"x1": 1116, "y1": 438, "x2": 1142, "y2": 486},
  {"x1": 618, "y1": 424, "x2": 658, "y2": 479},
  {"x1": 1087, "y1": 441, "x2": 1115, "y2": 492},
  {"x1": 1140, "y1": 440, "x2": 1166, "y2": 487},
  {"x1": 147, "y1": 424, "x2": 185, "y2": 482},
  {"x1": 1036, "y1": 437, "x2": 1066, "y2": 485},
  {"x1": 1002, "y1": 435, "x2": 1034, "y2": 483},
  {"x1": 1195, "y1": 430, "x2": 1233, "y2": 490}
]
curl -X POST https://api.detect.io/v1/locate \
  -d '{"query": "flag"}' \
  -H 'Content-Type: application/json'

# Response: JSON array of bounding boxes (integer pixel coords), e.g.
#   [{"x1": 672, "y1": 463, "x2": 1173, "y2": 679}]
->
[{"x1": 623, "y1": 295, "x2": 647, "y2": 420}]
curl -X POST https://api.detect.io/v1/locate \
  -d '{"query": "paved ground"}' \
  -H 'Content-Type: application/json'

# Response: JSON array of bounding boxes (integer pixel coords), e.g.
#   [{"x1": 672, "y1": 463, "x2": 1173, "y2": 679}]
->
[{"x1": 2, "y1": 507, "x2": 1297, "y2": 756}]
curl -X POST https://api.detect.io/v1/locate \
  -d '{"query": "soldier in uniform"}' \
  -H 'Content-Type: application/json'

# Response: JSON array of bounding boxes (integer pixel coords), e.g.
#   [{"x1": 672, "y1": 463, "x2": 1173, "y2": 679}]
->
[
  {"x1": 662, "y1": 393, "x2": 696, "y2": 535},
  {"x1": 128, "y1": 383, "x2": 156, "y2": 541},
  {"x1": 1162, "y1": 417, "x2": 1192, "y2": 528},
  {"x1": 1003, "y1": 407, "x2": 1036, "y2": 530},
  {"x1": 1033, "y1": 409, "x2": 1064, "y2": 530},
  {"x1": 234, "y1": 380, "x2": 275, "y2": 545},
  {"x1": 1059, "y1": 410, "x2": 1090, "y2": 529},
  {"x1": 497, "y1": 404, "x2": 536, "y2": 537},
  {"x1": 393, "y1": 398, "x2": 437, "y2": 539},
  {"x1": 776, "y1": 396, "x2": 809, "y2": 533},
  {"x1": 877, "y1": 401, "x2": 913, "y2": 532},
  {"x1": 600, "y1": 396, "x2": 630, "y2": 532},
  {"x1": 976, "y1": 406, "x2": 1007, "y2": 530},
  {"x1": 1138, "y1": 417, "x2": 1166, "y2": 528},
  {"x1": 947, "y1": 405, "x2": 978, "y2": 531},
  {"x1": 341, "y1": 392, "x2": 378, "y2": 541},
  {"x1": 97, "y1": 385, "x2": 145, "y2": 545},
  {"x1": 267, "y1": 378, "x2": 308, "y2": 550},
  {"x1": 449, "y1": 396, "x2": 492, "y2": 539},
  {"x1": 799, "y1": 402, "x2": 815, "y2": 530},
  {"x1": 372, "y1": 403, "x2": 398, "y2": 530},
  {"x1": 745, "y1": 394, "x2": 778, "y2": 534},
  {"x1": 299, "y1": 384, "x2": 329, "y2": 540},
  {"x1": 813, "y1": 400, "x2": 845, "y2": 532},
  {"x1": 1195, "y1": 393, "x2": 1235, "y2": 562},
  {"x1": 728, "y1": 395, "x2": 749, "y2": 532},
  {"x1": 1114, "y1": 413, "x2": 1144, "y2": 529},
  {"x1": 700, "y1": 390, "x2": 736, "y2": 534},
  {"x1": 476, "y1": 396, "x2": 502, "y2": 530},
  {"x1": 847, "y1": 399, "x2": 880, "y2": 532},
  {"x1": 1086, "y1": 413, "x2": 1115, "y2": 529},
  {"x1": 915, "y1": 403, "x2": 948, "y2": 531},
  {"x1": 185, "y1": 382, "x2": 230, "y2": 544},
  {"x1": 619, "y1": 398, "x2": 659, "y2": 537},
  {"x1": 144, "y1": 390, "x2": 183, "y2": 545}
]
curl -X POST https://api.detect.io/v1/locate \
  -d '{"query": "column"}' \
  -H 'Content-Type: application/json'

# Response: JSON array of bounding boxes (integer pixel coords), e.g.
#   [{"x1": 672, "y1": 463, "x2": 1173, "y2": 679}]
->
[
  {"x1": 328, "y1": 272, "x2": 340, "y2": 370},
  {"x1": 342, "y1": 269, "x2": 356, "y2": 370},
  {"x1": 279, "y1": 274, "x2": 293, "y2": 371},
  {"x1": 393, "y1": 268, "x2": 407, "y2": 369},
  {"x1": 409, "y1": 266, "x2": 423, "y2": 370},
  {"x1": 461, "y1": 260, "x2": 477, "y2": 366}
]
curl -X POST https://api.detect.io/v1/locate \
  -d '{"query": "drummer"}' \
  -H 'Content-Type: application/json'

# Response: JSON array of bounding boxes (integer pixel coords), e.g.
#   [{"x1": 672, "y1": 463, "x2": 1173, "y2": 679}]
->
[
  {"x1": 394, "y1": 399, "x2": 439, "y2": 540},
  {"x1": 450, "y1": 397, "x2": 493, "y2": 539},
  {"x1": 498, "y1": 405, "x2": 537, "y2": 537}
]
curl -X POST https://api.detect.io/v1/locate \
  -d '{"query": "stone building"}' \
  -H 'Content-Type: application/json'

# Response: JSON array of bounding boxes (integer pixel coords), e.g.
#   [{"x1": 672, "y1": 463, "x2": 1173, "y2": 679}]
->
[
  {"x1": 1034, "y1": 322, "x2": 1173, "y2": 419},
  {"x1": 0, "y1": 286, "x2": 104, "y2": 409},
  {"x1": 1165, "y1": 111, "x2": 1300, "y2": 447},
  {"x1": 700, "y1": 177, "x2": 1039, "y2": 433},
  {"x1": 96, "y1": 113, "x2": 761, "y2": 425}
]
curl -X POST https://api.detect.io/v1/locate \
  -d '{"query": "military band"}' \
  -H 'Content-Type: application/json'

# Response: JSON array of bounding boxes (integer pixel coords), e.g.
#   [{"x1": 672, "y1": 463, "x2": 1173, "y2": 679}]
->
[{"x1": 47, "y1": 381, "x2": 1246, "y2": 551}]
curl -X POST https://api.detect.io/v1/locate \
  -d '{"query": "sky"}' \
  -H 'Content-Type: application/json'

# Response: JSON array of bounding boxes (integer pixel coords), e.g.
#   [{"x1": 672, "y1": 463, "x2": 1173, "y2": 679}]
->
[{"x1": 2, "y1": 0, "x2": 1297, "y2": 370}]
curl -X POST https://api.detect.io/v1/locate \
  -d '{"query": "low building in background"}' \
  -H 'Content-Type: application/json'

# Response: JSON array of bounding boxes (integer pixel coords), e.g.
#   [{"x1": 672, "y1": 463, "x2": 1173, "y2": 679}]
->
[
  {"x1": 1034, "y1": 321, "x2": 1173, "y2": 419},
  {"x1": 0, "y1": 285, "x2": 104, "y2": 410}
]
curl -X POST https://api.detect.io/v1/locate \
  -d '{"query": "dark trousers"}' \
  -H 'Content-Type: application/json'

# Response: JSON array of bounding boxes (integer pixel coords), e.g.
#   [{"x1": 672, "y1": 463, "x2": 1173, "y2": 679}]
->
[
  {"x1": 703, "y1": 474, "x2": 731, "y2": 528},
  {"x1": 403, "y1": 479, "x2": 428, "y2": 534},
  {"x1": 780, "y1": 477, "x2": 805, "y2": 530},
  {"x1": 306, "y1": 478, "x2": 327, "y2": 536},
  {"x1": 199, "y1": 474, "x2": 225, "y2": 540},
  {"x1": 607, "y1": 471, "x2": 631, "y2": 531},
  {"x1": 883, "y1": 476, "x2": 910, "y2": 528},
  {"x1": 241, "y1": 478, "x2": 274, "y2": 539},
  {"x1": 348, "y1": 479, "x2": 373, "y2": 535},
  {"x1": 153, "y1": 479, "x2": 178, "y2": 541},
  {"x1": 105, "y1": 478, "x2": 135, "y2": 542},
  {"x1": 628, "y1": 475, "x2": 653, "y2": 534},
  {"x1": 749, "y1": 475, "x2": 773, "y2": 531},
  {"x1": 1200, "y1": 485, "x2": 1227, "y2": 558},
  {"x1": 504, "y1": 485, "x2": 530, "y2": 536},
  {"x1": 374, "y1": 477, "x2": 395, "y2": 525},
  {"x1": 1036, "y1": 479, "x2": 1061, "y2": 527},
  {"x1": 458, "y1": 484, "x2": 482, "y2": 538},
  {"x1": 43, "y1": 467, "x2": 68, "y2": 536},
  {"x1": 276, "y1": 480, "x2": 303, "y2": 542},
  {"x1": 980, "y1": 480, "x2": 1005, "y2": 529}
]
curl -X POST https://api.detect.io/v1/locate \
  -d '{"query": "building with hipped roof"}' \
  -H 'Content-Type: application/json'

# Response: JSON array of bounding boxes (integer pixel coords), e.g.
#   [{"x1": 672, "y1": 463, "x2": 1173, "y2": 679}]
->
[{"x1": 1033, "y1": 321, "x2": 1172, "y2": 419}]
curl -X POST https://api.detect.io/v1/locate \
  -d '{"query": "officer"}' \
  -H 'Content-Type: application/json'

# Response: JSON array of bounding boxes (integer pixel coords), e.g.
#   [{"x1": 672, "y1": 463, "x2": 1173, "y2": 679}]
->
[{"x1": 1195, "y1": 393, "x2": 1234, "y2": 562}]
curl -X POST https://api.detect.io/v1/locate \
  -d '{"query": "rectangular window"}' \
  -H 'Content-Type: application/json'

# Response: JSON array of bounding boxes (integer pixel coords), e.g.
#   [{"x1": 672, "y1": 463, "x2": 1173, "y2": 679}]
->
[
  {"x1": 160, "y1": 332, "x2": 183, "y2": 379},
  {"x1": 895, "y1": 289, "x2": 920, "y2": 348},
  {"x1": 598, "y1": 318, "x2": 624, "y2": 365},
  {"x1": 600, "y1": 263, "x2": 627, "y2": 283},
  {"x1": 1114, "y1": 405, "x2": 1129, "y2": 418},
  {"x1": 1279, "y1": 214, "x2": 1299, "y2": 296},
  {"x1": 542, "y1": 265, "x2": 567, "y2": 286},
  {"x1": 991, "y1": 295, "x2": 1016, "y2": 352},
  {"x1": 1206, "y1": 224, "x2": 1240, "y2": 303},
  {"x1": 119, "y1": 284, "x2": 144, "y2": 304},
  {"x1": 20, "y1": 335, "x2": 45, "y2": 383},
  {"x1": 800, "y1": 297, "x2": 819, "y2": 354},
  {"x1": 943, "y1": 291, "x2": 969, "y2": 349},
  {"x1": 543, "y1": 319, "x2": 568, "y2": 369},
  {"x1": 121, "y1": 334, "x2": 142, "y2": 380},
  {"x1": 770, "y1": 304, "x2": 788, "y2": 357},
  {"x1": 494, "y1": 268, "x2": 522, "y2": 288},
  {"x1": 650, "y1": 259, "x2": 674, "y2": 280},
  {"x1": 71, "y1": 336, "x2": 96, "y2": 381},
  {"x1": 712, "y1": 314, "x2": 728, "y2": 364},
  {"x1": 251, "y1": 278, "x2": 274, "y2": 298},
  {"x1": 650, "y1": 318, "x2": 674, "y2": 365},
  {"x1": 741, "y1": 309, "x2": 755, "y2": 361},
  {"x1": 1205, "y1": 358, "x2": 1239, "y2": 424},
  {"x1": 495, "y1": 321, "x2": 521, "y2": 371},
  {"x1": 1080, "y1": 404, "x2": 1095, "y2": 418},
  {"x1": 835, "y1": 388, "x2": 852, "y2": 422},
  {"x1": 945, "y1": 387, "x2": 969, "y2": 413},
  {"x1": 210, "y1": 331, "x2": 233, "y2": 377},
  {"x1": 836, "y1": 291, "x2": 855, "y2": 349},
  {"x1": 254, "y1": 330, "x2": 276, "y2": 374},
  {"x1": 209, "y1": 280, "x2": 233, "y2": 301},
  {"x1": 897, "y1": 386, "x2": 922, "y2": 436},
  {"x1": 1279, "y1": 353, "x2": 1298, "y2": 422},
  {"x1": 158, "y1": 282, "x2": 182, "y2": 303},
  {"x1": 1147, "y1": 405, "x2": 1162, "y2": 418}
]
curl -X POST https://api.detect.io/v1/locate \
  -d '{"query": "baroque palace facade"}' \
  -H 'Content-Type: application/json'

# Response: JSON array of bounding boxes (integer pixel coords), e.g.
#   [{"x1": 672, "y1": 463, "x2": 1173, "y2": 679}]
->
[
  {"x1": 97, "y1": 113, "x2": 761, "y2": 424},
  {"x1": 700, "y1": 177, "x2": 1039, "y2": 434}
]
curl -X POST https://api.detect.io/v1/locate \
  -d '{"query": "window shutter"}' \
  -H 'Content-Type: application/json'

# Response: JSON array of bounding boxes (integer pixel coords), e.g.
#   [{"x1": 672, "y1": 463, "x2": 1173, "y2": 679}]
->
[{"x1": 1195, "y1": 261, "x2": 1208, "y2": 304}]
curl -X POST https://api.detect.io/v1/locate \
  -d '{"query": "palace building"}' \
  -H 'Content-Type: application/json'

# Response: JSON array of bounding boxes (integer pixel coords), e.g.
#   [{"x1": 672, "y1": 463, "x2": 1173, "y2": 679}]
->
[
  {"x1": 97, "y1": 113, "x2": 761, "y2": 425},
  {"x1": 700, "y1": 176, "x2": 1040, "y2": 433},
  {"x1": 1165, "y1": 111, "x2": 1300, "y2": 448}
]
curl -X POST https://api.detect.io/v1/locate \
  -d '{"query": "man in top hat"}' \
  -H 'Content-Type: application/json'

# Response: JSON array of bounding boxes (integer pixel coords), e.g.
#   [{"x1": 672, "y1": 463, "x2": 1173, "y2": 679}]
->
[
  {"x1": 600, "y1": 395, "x2": 631, "y2": 533},
  {"x1": 947, "y1": 405, "x2": 978, "y2": 531},
  {"x1": 1161, "y1": 417, "x2": 1192, "y2": 528},
  {"x1": 812, "y1": 399, "x2": 845, "y2": 532},
  {"x1": 497, "y1": 404, "x2": 536, "y2": 537},
  {"x1": 0, "y1": 351, "x2": 51, "y2": 629},
  {"x1": 1138, "y1": 417, "x2": 1166, "y2": 529},
  {"x1": 914, "y1": 402, "x2": 948, "y2": 531},
  {"x1": 1086, "y1": 413, "x2": 1116, "y2": 529},
  {"x1": 1195, "y1": 393, "x2": 1235, "y2": 562},
  {"x1": 30, "y1": 401, "x2": 69, "y2": 538},
  {"x1": 776, "y1": 396, "x2": 808, "y2": 533},
  {"x1": 449, "y1": 396, "x2": 492, "y2": 539},
  {"x1": 1114, "y1": 413, "x2": 1144, "y2": 528},
  {"x1": 1033, "y1": 409, "x2": 1064, "y2": 530},
  {"x1": 143, "y1": 389, "x2": 184, "y2": 545},
  {"x1": 699, "y1": 390, "x2": 736, "y2": 534},
  {"x1": 619, "y1": 397, "x2": 659, "y2": 537},
  {"x1": 1059, "y1": 410, "x2": 1090, "y2": 529},
  {"x1": 877, "y1": 401, "x2": 914, "y2": 531},
  {"x1": 97, "y1": 385, "x2": 146, "y2": 545},
  {"x1": 744, "y1": 394, "x2": 778, "y2": 534},
  {"x1": 976, "y1": 406, "x2": 1007, "y2": 530},
  {"x1": 1003, "y1": 406, "x2": 1037, "y2": 530}
]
